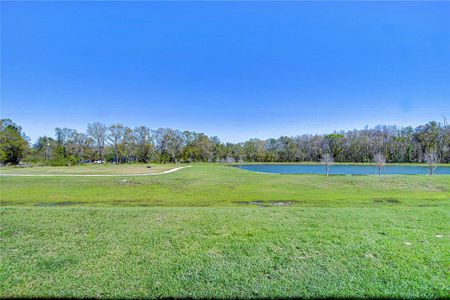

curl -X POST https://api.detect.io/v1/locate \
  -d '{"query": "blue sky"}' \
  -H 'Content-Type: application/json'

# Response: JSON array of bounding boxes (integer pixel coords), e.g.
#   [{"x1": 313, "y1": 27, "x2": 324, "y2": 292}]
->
[{"x1": 1, "y1": 1, "x2": 449, "y2": 143}]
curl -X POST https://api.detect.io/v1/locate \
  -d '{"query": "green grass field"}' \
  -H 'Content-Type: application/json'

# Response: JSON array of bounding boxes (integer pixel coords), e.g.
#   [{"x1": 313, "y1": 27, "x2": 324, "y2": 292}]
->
[
  {"x1": 1, "y1": 164, "x2": 449, "y2": 298},
  {"x1": 0, "y1": 163, "x2": 177, "y2": 175}
]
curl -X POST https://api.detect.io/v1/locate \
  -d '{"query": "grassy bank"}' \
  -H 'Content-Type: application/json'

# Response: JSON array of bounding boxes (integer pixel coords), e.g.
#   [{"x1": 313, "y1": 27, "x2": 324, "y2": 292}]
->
[
  {"x1": 0, "y1": 163, "x2": 177, "y2": 175},
  {"x1": 1, "y1": 164, "x2": 449, "y2": 207},
  {"x1": 1, "y1": 206, "x2": 448, "y2": 298},
  {"x1": 0, "y1": 164, "x2": 449, "y2": 298}
]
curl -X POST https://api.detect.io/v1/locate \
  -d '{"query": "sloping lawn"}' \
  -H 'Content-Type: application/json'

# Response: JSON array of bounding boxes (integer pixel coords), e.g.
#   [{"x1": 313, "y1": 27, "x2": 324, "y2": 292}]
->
[
  {"x1": 0, "y1": 164, "x2": 449, "y2": 298},
  {"x1": 1, "y1": 164, "x2": 449, "y2": 207},
  {"x1": 1, "y1": 206, "x2": 448, "y2": 298}
]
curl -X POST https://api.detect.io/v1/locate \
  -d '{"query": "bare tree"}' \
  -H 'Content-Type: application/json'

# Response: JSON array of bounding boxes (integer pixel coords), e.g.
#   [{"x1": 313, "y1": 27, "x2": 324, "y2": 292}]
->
[
  {"x1": 321, "y1": 153, "x2": 334, "y2": 176},
  {"x1": 424, "y1": 151, "x2": 439, "y2": 175},
  {"x1": 108, "y1": 124, "x2": 126, "y2": 164},
  {"x1": 67, "y1": 131, "x2": 91, "y2": 161},
  {"x1": 133, "y1": 126, "x2": 152, "y2": 163},
  {"x1": 154, "y1": 128, "x2": 185, "y2": 163},
  {"x1": 87, "y1": 122, "x2": 108, "y2": 160},
  {"x1": 373, "y1": 152, "x2": 386, "y2": 176}
]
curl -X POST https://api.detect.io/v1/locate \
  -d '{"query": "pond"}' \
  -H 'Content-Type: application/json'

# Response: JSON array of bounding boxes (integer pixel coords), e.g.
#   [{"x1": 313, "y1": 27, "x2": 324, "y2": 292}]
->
[{"x1": 237, "y1": 164, "x2": 450, "y2": 175}]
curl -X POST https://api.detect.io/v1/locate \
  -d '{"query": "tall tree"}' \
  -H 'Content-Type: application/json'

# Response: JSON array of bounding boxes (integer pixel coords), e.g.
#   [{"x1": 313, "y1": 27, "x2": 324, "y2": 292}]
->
[
  {"x1": 153, "y1": 128, "x2": 185, "y2": 163},
  {"x1": 55, "y1": 128, "x2": 76, "y2": 157},
  {"x1": 0, "y1": 119, "x2": 29, "y2": 164},
  {"x1": 66, "y1": 131, "x2": 92, "y2": 161},
  {"x1": 133, "y1": 126, "x2": 153, "y2": 163},
  {"x1": 165, "y1": 129, "x2": 185, "y2": 163},
  {"x1": 87, "y1": 122, "x2": 108, "y2": 160},
  {"x1": 108, "y1": 123, "x2": 126, "y2": 163},
  {"x1": 33, "y1": 136, "x2": 57, "y2": 164}
]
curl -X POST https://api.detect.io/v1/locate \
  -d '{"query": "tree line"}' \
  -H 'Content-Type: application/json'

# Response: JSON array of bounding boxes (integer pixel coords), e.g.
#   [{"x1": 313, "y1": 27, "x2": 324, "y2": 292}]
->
[{"x1": 1, "y1": 119, "x2": 449, "y2": 166}]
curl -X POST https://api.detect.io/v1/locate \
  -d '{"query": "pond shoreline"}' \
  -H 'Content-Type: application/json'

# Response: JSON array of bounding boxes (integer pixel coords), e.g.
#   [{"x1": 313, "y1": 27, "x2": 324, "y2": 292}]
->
[{"x1": 235, "y1": 164, "x2": 450, "y2": 175}]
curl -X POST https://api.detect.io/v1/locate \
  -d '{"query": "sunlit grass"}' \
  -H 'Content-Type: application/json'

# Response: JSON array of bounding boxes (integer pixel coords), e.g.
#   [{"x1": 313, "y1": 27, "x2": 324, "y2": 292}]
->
[
  {"x1": 0, "y1": 164, "x2": 449, "y2": 298},
  {"x1": 0, "y1": 163, "x2": 177, "y2": 175},
  {"x1": 1, "y1": 206, "x2": 448, "y2": 298},
  {"x1": 0, "y1": 164, "x2": 448, "y2": 207}
]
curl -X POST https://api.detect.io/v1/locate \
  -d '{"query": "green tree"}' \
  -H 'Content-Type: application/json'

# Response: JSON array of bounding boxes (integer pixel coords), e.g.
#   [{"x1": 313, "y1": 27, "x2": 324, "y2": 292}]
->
[{"x1": 0, "y1": 119, "x2": 29, "y2": 164}]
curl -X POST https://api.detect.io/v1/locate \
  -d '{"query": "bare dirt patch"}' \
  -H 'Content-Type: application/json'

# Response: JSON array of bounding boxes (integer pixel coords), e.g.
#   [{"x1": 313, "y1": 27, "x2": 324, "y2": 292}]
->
[
  {"x1": 270, "y1": 201, "x2": 296, "y2": 206},
  {"x1": 117, "y1": 179, "x2": 141, "y2": 185}
]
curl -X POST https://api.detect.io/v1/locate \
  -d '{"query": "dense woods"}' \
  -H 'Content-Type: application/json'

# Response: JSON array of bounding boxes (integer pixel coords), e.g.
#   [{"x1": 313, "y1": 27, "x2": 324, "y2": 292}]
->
[{"x1": 1, "y1": 119, "x2": 449, "y2": 165}]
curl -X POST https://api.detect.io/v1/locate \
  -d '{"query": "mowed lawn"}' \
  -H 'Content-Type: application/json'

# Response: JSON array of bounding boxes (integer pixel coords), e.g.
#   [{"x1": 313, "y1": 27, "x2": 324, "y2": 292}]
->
[
  {"x1": 0, "y1": 163, "x2": 177, "y2": 175},
  {"x1": 1, "y1": 164, "x2": 449, "y2": 207},
  {"x1": 1, "y1": 164, "x2": 449, "y2": 298}
]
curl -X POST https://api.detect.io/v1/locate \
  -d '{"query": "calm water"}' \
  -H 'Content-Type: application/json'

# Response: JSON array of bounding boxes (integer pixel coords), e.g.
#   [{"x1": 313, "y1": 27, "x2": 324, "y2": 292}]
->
[{"x1": 237, "y1": 164, "x2": 450, "y2": 175}]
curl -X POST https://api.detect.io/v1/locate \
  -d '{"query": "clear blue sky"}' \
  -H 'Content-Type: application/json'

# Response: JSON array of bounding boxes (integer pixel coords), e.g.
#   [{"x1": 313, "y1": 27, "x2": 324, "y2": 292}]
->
[{"x1": 1, "y1": 1, "x2": 449, "y2": 143}]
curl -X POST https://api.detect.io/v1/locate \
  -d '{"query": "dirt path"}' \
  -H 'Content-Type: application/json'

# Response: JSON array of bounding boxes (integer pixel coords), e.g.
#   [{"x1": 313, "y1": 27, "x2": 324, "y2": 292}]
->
[{"x1": 0, "y1": 166, "x2": 191, "y2": 177}]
